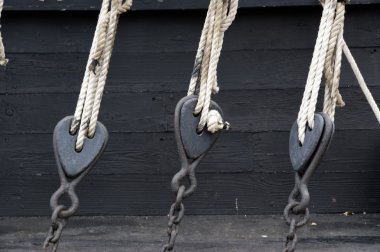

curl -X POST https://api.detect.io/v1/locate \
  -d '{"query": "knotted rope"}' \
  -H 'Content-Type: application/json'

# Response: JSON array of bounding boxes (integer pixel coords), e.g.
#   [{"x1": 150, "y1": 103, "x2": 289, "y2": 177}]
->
[
  {"x1": 297, "y1": 0, "x2": 380, "y2": 144},
  {"x1": 70, "y1": 0, "x2": 132, "y2": 151},
  {"x1": 187, "y1": 0, "x2": 238, "y2": 133},
  {"x1": 0, "y1": 0, "x2": 7, "y2": 66}
]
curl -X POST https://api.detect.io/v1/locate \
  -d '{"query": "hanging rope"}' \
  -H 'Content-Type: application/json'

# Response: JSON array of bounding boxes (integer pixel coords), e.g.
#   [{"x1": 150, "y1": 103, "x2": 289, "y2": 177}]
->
[
  {"x1": 322, "y1": 0, "x2": 346, "y2": 118},
  {"x1": 187, "y1": 0, "x2": 238, "y2": 133},
  {"x1": 342, "y1": 42, "x2": 380, "y2": 123},
  {"x1": 297, "y1": 0, "x2": 380, "y2": 144},
  {"x1": 297, "y1": 0, "x2": 338, "y2": 144},
  {"x1": 70, "y1": 0, "x2": 132, "y2": 151},
  {"x1": 0, "y1": 0, "x2": 7, "y2": 66}
]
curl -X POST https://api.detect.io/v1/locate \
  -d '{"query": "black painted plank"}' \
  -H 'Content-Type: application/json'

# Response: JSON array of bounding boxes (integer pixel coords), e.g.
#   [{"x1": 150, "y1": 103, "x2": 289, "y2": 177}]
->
[
  {"x1": 0, "y1": 5, "x2": 379, "y2": 218},
  {"x1": 2, "y1": 8, "x2": 380, "y2": 54},
  {"x1": 1, "y1": 130, "x2": 380, "y2": 176},
  {"x1": 2, "y1": 87, "x2": 380, "y2": 134},
  {"x1": 0, "y1": 68, "x2": 5, "y2": 94},
  {"x1": 4, "y1": 48, "x2": 379, "y2": 94},
  {"x1": 0, "y1": 92, "x2": 168, "y2": 133},
  {"x1": 251, "y1": 130, "x2": 380, "y2": 174},
  {"x1": 1, "y1": 215, "x2": 379, "y2": 252},
  {"x1": 0, "y1": 171, "x2": 379, "y2": 216},
  {"x1": 4, "y1": 0, "x2": 380, "y2": 11}
]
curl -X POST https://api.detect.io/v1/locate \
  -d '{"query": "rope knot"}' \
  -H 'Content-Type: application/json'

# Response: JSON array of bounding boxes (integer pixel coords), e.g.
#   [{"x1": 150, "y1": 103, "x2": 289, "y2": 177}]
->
[
  {"x1": 212, "y1": 84, "x2": 220, "y2": 94},
  {"x1": 117, "y1": 0, "x2": 132, "y2": 15},
  {"x1": 187, "y1": 0, "x2": 238, "y2": 133},
  {"x1": 0, "y1": 58, "x2": 8, "y2": 67},
  {"x1": 206, "y1": 109, "x2": 230, "y2": 133}
]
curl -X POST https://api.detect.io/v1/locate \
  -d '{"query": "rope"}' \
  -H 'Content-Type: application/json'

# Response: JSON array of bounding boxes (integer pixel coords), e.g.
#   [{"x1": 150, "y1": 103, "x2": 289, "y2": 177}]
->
[
  {"x1": 0, "y1": 0, "x2": 7, "y2": 66},
  {"x1": 322, "y1": 1, "x2": 346, "y2": 119},
  {"x1": 297, "y1": 0, "x2": 380, "y2": 144},
  {"x1": 188, "y1": 0, "x2": 238, "y2": 133},
  {"x1": 297, "y1": 0, "x2": 338, "y2": 144},
  {"x1": 70, "y1": 0, "x2": 133, "y2": 151},
  {"x1": 342, "y1": 42, "x2": 380, "y2": 123}
]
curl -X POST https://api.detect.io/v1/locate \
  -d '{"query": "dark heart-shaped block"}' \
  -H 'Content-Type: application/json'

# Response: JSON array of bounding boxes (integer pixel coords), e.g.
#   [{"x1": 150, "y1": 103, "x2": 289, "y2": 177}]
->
[
  {"x1": 53, "y1": 116, "x2": 109, "y2": 178},
  {"x1": 289, "y1": 114, "x2": 324, "y2": 173},
  {"x1": 176, "y1": 95, "x2": 223, "y2": 160}
]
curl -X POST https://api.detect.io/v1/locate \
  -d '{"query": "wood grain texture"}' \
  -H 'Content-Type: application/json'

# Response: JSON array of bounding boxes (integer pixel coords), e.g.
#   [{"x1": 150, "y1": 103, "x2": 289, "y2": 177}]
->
[
  {"x1": 1, "y1": 215, "x2": 379, "y2": 252},
  {"x1": 2, "y1": 49, "x2": 380, "y2": 94},
  {"x1": 1, "y1": 130, "x2": 380, "y2": 176},
  {"x1": 2, "y1": 8, "x2": 379, "y2": 95},
  {"x1": 2, "y1": 87, "x2": 380, "y2": 134},
  {"x1": 3, "y1": 8, "x2": 380, "y2": 54},
  {"x1": 1, "y1": 171, "x2": 380, "y2": 216},
  {"x1": 0, "y1": 5, "x2": 380, "y2": 216},
  {"x1": 4, "y1": 0, "x2": 380, "y2": 11}
]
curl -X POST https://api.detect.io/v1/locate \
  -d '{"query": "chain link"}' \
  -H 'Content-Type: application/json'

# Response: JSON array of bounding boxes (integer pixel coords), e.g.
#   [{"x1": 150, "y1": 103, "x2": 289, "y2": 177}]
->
[
  {"x1": 162, "y1": 176, "x2": 192, "y2": 252},
  {"x1": 162, "y1": 93, "x2": 224, "y2": 251},
  {"x1": 44, "y1": 183, "x2": 80, "y2": 251},
  {"x1": 283, "y1": 195, "x2": 310, "y2": 252},
  {"x1": 44, "y1": 205, "x2": 67, "y2": 252},
  {"x1": 283, "y1": 218, "x2": 297, "y2": 252}
]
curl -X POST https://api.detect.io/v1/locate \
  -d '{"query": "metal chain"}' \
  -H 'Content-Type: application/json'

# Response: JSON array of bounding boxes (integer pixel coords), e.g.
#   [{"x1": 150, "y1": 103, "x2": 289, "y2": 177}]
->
[
  {"x1": 44, "y1": 180, "x2": 80, "y2": 251},
  {"x1": 44, "y1": 205, "x2": 68, "y2": 252},
  {"x1": 283, "y1": 219, "x2": 297, "y2": 252},
  {"x1": 162, "y1": 166, "x2": 197, "y2": 252},
  {"x1": 283, "y1": 184, "x2": 311, "y2": 252},
  {"x1": 162, "y1": 185, "x2": 186, "y2": 252}
]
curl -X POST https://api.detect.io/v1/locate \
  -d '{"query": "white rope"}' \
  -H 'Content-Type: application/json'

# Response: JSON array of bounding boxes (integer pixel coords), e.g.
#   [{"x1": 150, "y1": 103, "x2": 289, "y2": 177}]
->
[
  {"x1": 188, "y1": 0, "x2": 238, "y2": 133},
  {"x1": 343, "y1": 42, "x2": 380, "y2": 124},
  {"x1": 297, "y1": 0, "x2": 380, "y2": 144},
  {"x1": 71, "y1": 0, "x2": 133, "y2": 151},
  {"x1": 297, "y1": 0, "x2": 337, "y2": 144},
  {"x1": 322, "y1": 1, "x2": 346, "y2": 119},
  {"x1": 0, "y1": 0, "x2": 7, "y2": 66}
]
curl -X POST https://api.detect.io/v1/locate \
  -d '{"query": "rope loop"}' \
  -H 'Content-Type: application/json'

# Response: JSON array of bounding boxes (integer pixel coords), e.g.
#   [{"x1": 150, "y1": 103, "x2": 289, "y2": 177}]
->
[
  {"x1": 117, "y1": 0, "x2": 133, "y2": 14},
  {"x1": 187, "y1": 0, "x2": 238, "y2": 133},
  {"x1": 297, "y1": 0, "x2": 343, "y2": 144},
  {"x1": 70, "y1": 0, "x2": 133, "y2": 151},
  {"x1": 297, "y1": 0, "x2": 380, "y2": 144}
]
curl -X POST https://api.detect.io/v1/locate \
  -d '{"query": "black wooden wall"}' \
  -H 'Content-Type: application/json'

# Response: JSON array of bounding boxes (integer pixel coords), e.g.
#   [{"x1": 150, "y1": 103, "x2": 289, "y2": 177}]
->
[{"x1": 1, "y1": 1, "x2": 380, "y2": 216}]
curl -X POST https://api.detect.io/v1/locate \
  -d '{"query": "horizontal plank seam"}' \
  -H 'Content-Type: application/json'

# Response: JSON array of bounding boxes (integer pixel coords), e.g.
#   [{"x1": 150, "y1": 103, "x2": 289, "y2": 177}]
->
[
  {"x1": 1, "y1": 170, "x2": 379, "y2": 177},
  {"x1": 4, "y1": 84, "x2": 380, "y2": 95},
  {"x1": 3, "y1": 46, "x2": 379, "y2": 55},
  {"x1": 3, "y1": 3, "x2": 380, "y2": 12},
  {"x1": 1, "y1": 128, "x2": 380, "y2": 135}
]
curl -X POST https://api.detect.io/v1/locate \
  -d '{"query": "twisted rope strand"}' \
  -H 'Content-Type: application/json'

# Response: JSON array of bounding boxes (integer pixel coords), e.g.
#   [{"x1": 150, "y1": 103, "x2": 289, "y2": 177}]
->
[
  {"x1": 298, "y1": 0, "x2": 380, "y2": 143},
  {"x1": 72, "y1": 0, "x2": 133, "y2": 150},
  {"x1": 0, "y1": 0, "x2": 8, "y2": 66},
  {"x1": 323, "y1": 2, "x2": 346, "y2": 119},
  {"x1": 343, "y1": 42, "x2": 380, "y2": 124},
  {"x1": 197, "y1": 0, "x2": 224, "y2": 131},
  {"x1": 75, "y1": 2, "x2": 112, "y2": 150},
  {"x1": 70, "y1": 0, "x2": 110, "y2": 134},
  {"x1": 190, "y1": 0, "x2": 238, "y2": 133},
  {"x1": 327, "y1": 28, "x2": 344, "y2": 120},
  {"x1": 88, "y1": 0, "x2": 132, "y2": 137},
  {"x1": 297, "y1": 0, "x2": 337, "y2": 143},
  {"x1": 193, "y1": 0, "x2": 217, "y2": 116},
  {"x1": 187, "y1": 0, "x2": 213, "y2": 96}
]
